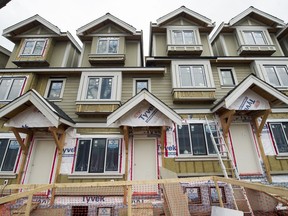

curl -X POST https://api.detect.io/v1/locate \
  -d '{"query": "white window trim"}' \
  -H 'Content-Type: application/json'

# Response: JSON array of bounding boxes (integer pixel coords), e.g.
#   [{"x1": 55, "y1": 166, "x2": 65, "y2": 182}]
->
[
  {"x1": 73, "y1": 137, "x2": 122, "y2": 175},
  {"x1": 217, "y1": 67, "x2": 238, "y2": 88},
  {"x1": 167, "y1": 26, "x2": 201, "y2": 45},
  {"x1": 269, "y1": 122, "x2": 288, "y2": 155},
  {"x1": 44, "y1": 78, "x2": 66, "y2": 101},
  {"x1": 0, "y1": 76, "x2": 26, "y2": 102},
  {"x1": 19, "y1": 38, "x2": 48, "y2": 56},
  {"x1": 96, "y1": 37, "x2": 119, "y2": 54},
  {"x1": 171, "y1": 60, "x2": 215, "y2": 89},
  {"x1": 0, "y1": 139, "x2": 20, "y2": 173},
  {"x1": 133, "y1": 78, "x2": 151, "y2": 95},
  {"x1": 76, "y1": 71, "x2": 122, "y2": 101},
  {"x1": 253, "y1": 60, "x2": 288, "y2": 89},
  {"x1": 236, "y1": 26, "x2": 273, "y2": 46}
]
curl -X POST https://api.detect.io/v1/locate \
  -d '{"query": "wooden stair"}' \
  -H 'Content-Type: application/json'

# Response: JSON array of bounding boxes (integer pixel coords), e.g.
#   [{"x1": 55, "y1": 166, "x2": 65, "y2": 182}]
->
[{"x1": 12, "y1": 201, "x2": 40, "y2": 215}]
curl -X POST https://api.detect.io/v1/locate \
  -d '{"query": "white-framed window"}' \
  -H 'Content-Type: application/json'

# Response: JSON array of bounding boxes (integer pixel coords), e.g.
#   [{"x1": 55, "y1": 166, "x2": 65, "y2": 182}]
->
[
  {"x1": 0, "y1": 77, "x2": 26, "y2": 101},
  {"x1": 264, "y1": 65, "x2": 288, "y2": 87},
  {"x1": 45, "y1": 78, "x2": 66, "y2": 100},
  {"x1": 168, "y1": 27, "x2": 200, "y2": 45},
  {"x1": 269, "y1": 122, "x2": 288, "y2": 154},
  {"x1": 171, "y1": 60, "x2": 214, "y2": 89},
  {"x1": 20, "y1": 38, "x2": 48, "y2": 56},
  {"x1": 0, "y1": 139, "x2": 20, "y2": 172},
  {"x1": 74, "y1": 138, "x2": 120, "y2": 173},
  {"x1": 218, "y1": 67, "x2": 237, "y2": 87},
  {"x1": 177, "y1": 123, "x2": 216, "y2": 156},
  {"x1": 97, "y1": 37, "x2": 119, "y2": 54},
  {"x1": 133, "y1": 78, "x2": 151, "y2": 95},
  {"x1": 77, "y1": 72, "x2": 121, "y2": 101},
  {"x1": 243, "y1": 31, "x2": 267, "y2": 45}
]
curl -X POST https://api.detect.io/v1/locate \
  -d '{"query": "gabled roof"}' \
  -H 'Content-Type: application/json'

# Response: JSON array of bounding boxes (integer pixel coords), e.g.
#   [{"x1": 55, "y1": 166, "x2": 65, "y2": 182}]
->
[
  {"x1": 210, "y1": 7, "x2": 286, "y2": 43},
  {"x1": 0, "y1": 45, "x2": 11, "y2": 56},
  {"x1": 77, "y1": 13, "x2": 138, "y2": 37},
  {"x1": 0, "y1": 89, "x2": 74, "y2": 128},
  {"x1": 155, "y1": 6, "x2": 214, "y2": 27},
  {"x1": 107, "y1": 89, "x2": 182, "y2": 126},
  {"x1": 212, "y1": 74, "x2": 288, "y2": 113}
]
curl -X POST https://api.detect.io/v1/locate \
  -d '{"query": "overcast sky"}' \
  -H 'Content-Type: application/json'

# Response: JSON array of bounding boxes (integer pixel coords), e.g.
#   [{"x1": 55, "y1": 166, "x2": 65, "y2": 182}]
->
[{"x1": 1, "y1": 0, "x2": 288, "y2": 56}]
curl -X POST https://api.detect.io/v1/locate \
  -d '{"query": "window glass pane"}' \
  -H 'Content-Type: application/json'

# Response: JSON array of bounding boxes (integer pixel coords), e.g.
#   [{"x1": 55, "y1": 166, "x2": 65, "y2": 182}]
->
[
  {"x1": 277, "y1": 66, "x2": 288, "y2": 86},
  {"x1": 33, "y1": 41, "x2": 45, "y2": 55},
  {"x1": 7, "y1": 79, "x2": 24, "y2": 100},
  {"x1": 0, "y1": 139, "x2": 9, "y2": 169},
  {"x1": 75, "y1": 140, "x2": 91, "y2": 172},
  {"x1": 205, "y1": 125, "x2": 217, "y2": 154},
  {"x1": 97, "y1": 40, "x2": 107, "y2": 53},
  {"x1": 173, "y1": 31, "x2": 184, "y2": 44},
  {"x1": 253, "y1": 32, "x2": 266, "y2": 45},
  {"x1": 1, "y1": 140, "x2": 19, "y2": 171},
  {"x1": 108, "y1": 40, "x2": 118, "y2": 53},
  {"x1": 221, "y1": 69, "x2": 235, "y2": 85},
  {"x1": 183, "y1": 31, "x2": 196, "y2": 44},
  {"x1": 100, "y1": 78, "x2": 112, "y2": 99},
  {"x1": 105, "y1": 139, "x2": 119, "y2": 171},
  {"x1": 47, "y1": 80, "x2": 63, "y2": 99},
  {"x1": 86, "y1": 78, "x2": 99, "y2": 99},
  {"x1": 179, "y1": 66, "x2": 192, "y2": 87},
  {"x1": 22, "y1": 41, "x2": 34, "y2": 55},
  {"x1": 136, "y1": 80, "x2": 148, "y2": 93},
  {"x1": 271, "y1": 123, "x2": 288, "y2": 153},
  {"x1": 190, "y1": 124, "x2": 207, "y2": 155},
  {"x1": 244, "y1": 32, "x2": 255, "y2": 44},
  {"x1": 265, "y1": 66, "x2": 280, "y2": 86},
  {"x1": 89, "y1": 139, "x2": 106, "y2": 173},
  {"x1": 177, "y1": 125, "x2": 191, "y2": 154},
  {"x1": 193, "y1": 66, "x2": 207, "y2": 87},
  {"x1": 0, "y1": 79, "x2": 10, "y2": 100}
]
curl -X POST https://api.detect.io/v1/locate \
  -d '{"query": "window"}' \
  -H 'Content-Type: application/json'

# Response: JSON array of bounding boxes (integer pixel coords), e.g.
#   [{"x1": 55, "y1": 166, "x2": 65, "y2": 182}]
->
[
  {"x1": 75, "y1": 138, "x2": 120, "y2": 173},
  {"x1": 218, "y1": 68, "x2": 237, "y2": 86},
  {"x1": 243, "y1": 31, "x2": 267, "y2": 45},
  {"x1": 269, "y1": 122, "x2": 288, "y2": 153},
  {"x1": 72, "y1": 206, "x2": 88, "y2": 216},
  {"x1": 179, "y1": 65, "x2": 207, "y2": 87},
  {"x1": 45, "y1": 78, "x2": 66, "y2": 100},
  {"x1": 133, "y1": 78, "x2": 151, "y2": 95},
  {"x1": 0, "y1": 139, "x2": 20, "y2": 172},
  {"x1": 210, "y1": 187, "x2": 226, "y2": 203},
  {"x1": 97, "y1": 37, "x2": 119, "y2": 54},
  {"x1": 177, "y1": 124, "x2": 216, "y2": 156},
  {"x1": 0, "y1": 77, "x2": 25, "y2": 101},
  {"x1": 264, "y1": 66, "x2": 288, "y2": 87},
  {"x1": 20, "y1": 39, "x2": 48, "y2": 56},
  {"x1": 86, "y1": 77, "x2": 112, "y2": 99},
  {"x1": 97, "y1": 207, "x2": 112, "y2": 216},
  {"x1": 172, "y1": 30, "x2": 196, "y2": 45},
  {"x1": 186, "y1": 187, "x2": 202, "y2": 204}
]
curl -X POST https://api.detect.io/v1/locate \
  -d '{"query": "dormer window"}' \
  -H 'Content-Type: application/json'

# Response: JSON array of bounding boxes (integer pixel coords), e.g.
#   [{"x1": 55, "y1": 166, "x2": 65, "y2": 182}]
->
[
  {"x1": 172, "y1": 30, "x2": 196, "y2": 45},
  {"x1": 97, "y1": 37, "x2": 119, "y2": 54},
  {"x1": 243, "y1": 31, "x2": 267, "y2": 45},
  {"x1": 20, "y1": 39, "x2": 48, "y2": 56}
]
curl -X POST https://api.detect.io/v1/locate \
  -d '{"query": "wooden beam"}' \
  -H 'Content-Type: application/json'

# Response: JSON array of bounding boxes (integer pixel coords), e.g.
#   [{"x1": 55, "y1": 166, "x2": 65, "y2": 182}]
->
[
  {"x1": 11, "y1": 128, "x2": 27, "y2": 151},
  {"x1": 253, "y1": 109, "x2": 271, "y2": 135},
  {"x1": 213, "y1": 180, "x2": 224, "y2": 207},
  {"x1": 123, "y1": 126, "x2": 129, "y2": 205},
  {"x1": 219, "y1": 110, "x2": 235, "y2": 135},
  {"x1": 127, "y1": 185, "x2": 132, "y2": 216},
  {"x1": 25, "y1": 194, "x2": 33, "y2": 216},
  {"x1": 161, "y1": 126, "x2": 166, "y2": 167},
  {"x1": 49, "y1": 127, "x2": 63, "y2": 151}
]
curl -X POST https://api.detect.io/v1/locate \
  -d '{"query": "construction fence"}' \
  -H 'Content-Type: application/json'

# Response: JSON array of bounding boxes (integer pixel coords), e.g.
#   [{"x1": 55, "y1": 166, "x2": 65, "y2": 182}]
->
[{"x1": 0, "y1": 176, "x2": 288, "y2": 216}]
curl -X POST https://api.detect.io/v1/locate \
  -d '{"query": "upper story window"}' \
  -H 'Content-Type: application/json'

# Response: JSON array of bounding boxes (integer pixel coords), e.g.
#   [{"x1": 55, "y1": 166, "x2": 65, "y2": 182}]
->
[
  {"x1": 97, "y1": 37, "x2": 119, "y2": 54},
  {"x1": 264, "y1": 65, "x2": 288, "y2": 87},
  {"x1": 77, "y1": 72, "x2": 121, "y2": 102},
  {"x1": 218, "y1": 68, "x2": 237, "y2": 87},
  {"x1": 20, "y1": 39, "x2": 48, "y2": 56},
  {"x1": 74, "y1": 138, "x2": 120, "y2": 173},
  {"x1": 243, "y1": 31, "x2": 267, "y2": 45},
  {"x1": 45, "y1": 78, "x2": 66, "y2": 100},
  {"x1": 133, "y1": 78, "x2": 151, "y2": 95},
  {"x1": 0, "y1": 139, "x2": 20, "y2": 172},
  {"x1": 0, "y1": 77, "x2": 25, "y2": 101},
  {"x1": 177, "y1": 123, "x2": 216, "y2": 156},
  {"x1": 172, "y1": 30, "x2": 196, "y2": 45},
  {"x1": 269, "y1": 122, "x2": 288, "y2": 154}
]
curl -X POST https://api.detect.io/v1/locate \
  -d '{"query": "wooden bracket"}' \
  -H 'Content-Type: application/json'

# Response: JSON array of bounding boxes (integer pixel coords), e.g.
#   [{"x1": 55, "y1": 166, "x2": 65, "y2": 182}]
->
[
  {"x1": 219, "y1": 109, "x2": 236, "y2": 136},
  {"x1": 253, "y1": 109, "x2": 271, "y2": 135}
]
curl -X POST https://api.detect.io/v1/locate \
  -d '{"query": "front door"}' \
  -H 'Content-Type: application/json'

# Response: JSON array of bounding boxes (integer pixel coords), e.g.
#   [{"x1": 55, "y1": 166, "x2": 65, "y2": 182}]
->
[
  {"x1": 229, "y1": 124, "x2": 262, "y2": 175},
  {"x1": 26, "y1": 139, "x2": 56, "y2": 184},
  {"x1": 133, "y1": 138, "x2": 157, "y2": 193}
]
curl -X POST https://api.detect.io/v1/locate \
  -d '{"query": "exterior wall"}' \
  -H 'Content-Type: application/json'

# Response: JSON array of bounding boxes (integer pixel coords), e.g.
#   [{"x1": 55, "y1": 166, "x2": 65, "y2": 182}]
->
[
  {"x1": 270, "y1": 34, "x2": 284, "y2": 56},
  {"x1": 80, "y1": 42, "x2": 92, "y2": 67},
  {"x1": 212, "y1": 38, "x2": 224, "y2": 56},
  {"x1": 0, "y1": 53, "x2": 9, "y2": 68},
  {"x1": 200, "y1": 33, "x2": 213, "y2": 56},
  {"x1": 223, "y1": 34, "x2": 238, "y2": 56},
  {"x1": 125, "y1": 41, "x2": 140, "y2": 66},
  {"x1": 152, "y1": 33, "x2": 166, "y2": 56},
  {"x1": 5, "y1": 44, "x2": 20, "y2": 68}
]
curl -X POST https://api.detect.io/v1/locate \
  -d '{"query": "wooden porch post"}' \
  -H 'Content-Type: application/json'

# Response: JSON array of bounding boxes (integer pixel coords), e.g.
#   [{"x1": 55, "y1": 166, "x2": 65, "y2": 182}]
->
[
  {"x1": 48, "y1": 127, "x2": 66, "y2": 205},
  {"x1": 11, "y1": 128, "x2": 33, "y2": 185},
  {"x1": 253, "y1": 109, "x2": 272, "y2": 183},
  {"x1": 123, "y1": 126, "x2": 130, "y2": 205}
]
